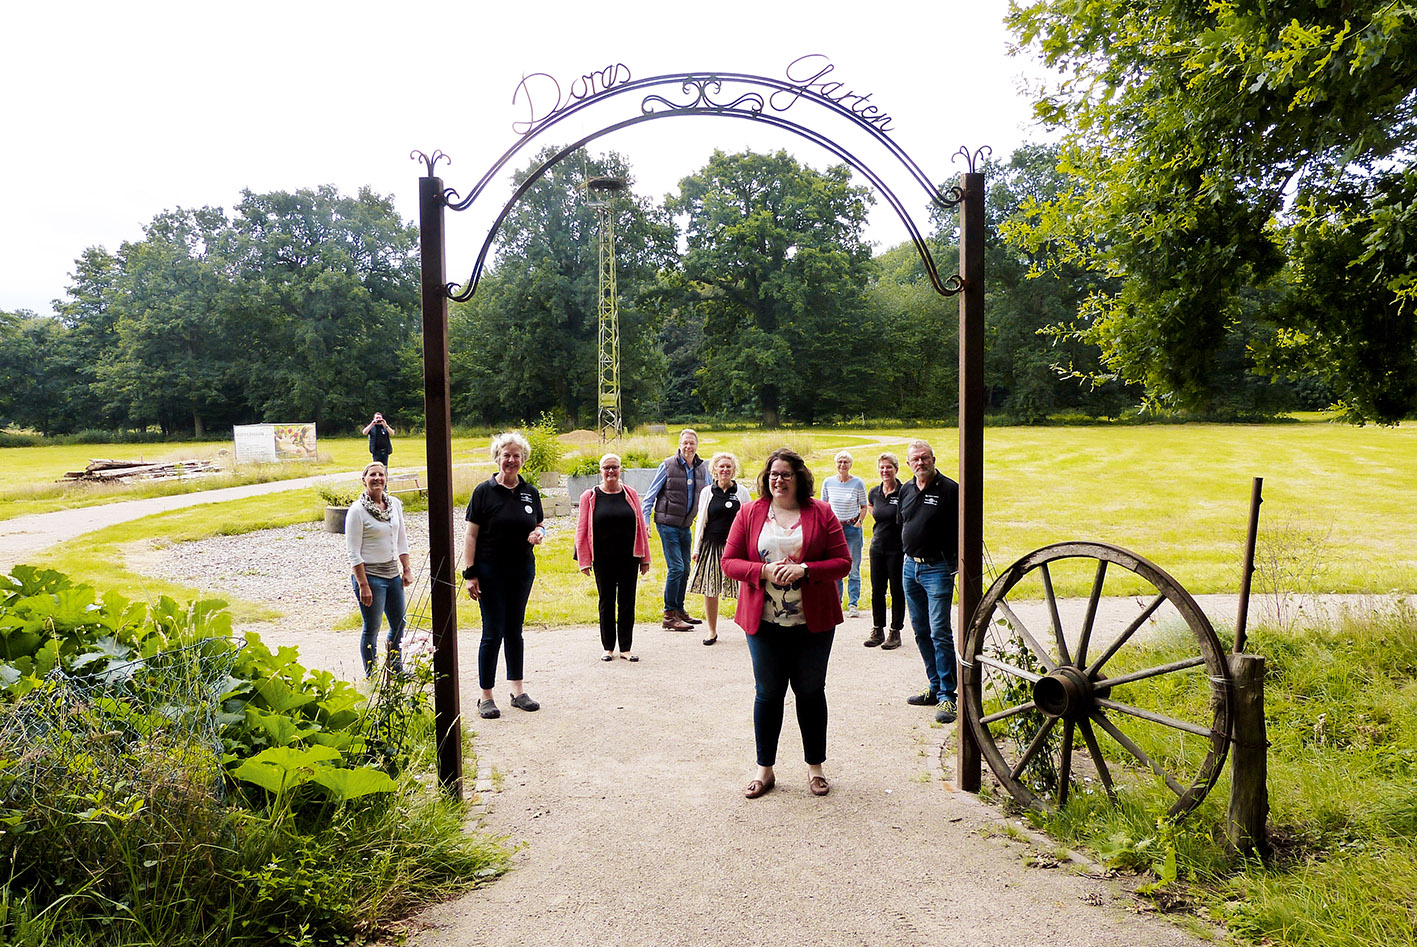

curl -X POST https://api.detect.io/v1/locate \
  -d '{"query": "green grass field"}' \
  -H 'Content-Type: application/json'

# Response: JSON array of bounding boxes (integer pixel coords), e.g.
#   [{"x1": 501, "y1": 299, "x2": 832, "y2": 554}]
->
[{"x1": 8, "y1": 420, "x2": 1416, "y2": 626}]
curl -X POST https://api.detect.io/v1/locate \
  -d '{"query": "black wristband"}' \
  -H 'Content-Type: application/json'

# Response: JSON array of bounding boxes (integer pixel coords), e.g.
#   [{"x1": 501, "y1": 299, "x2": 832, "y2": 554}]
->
[{"x1": 462, "y1": 566, "x2": 476, "y2": 580}]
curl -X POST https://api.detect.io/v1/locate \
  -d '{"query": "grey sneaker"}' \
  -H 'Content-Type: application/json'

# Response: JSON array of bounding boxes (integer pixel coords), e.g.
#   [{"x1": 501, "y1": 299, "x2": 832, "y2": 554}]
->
[
  {"x1": 849, "y1": 606, "x2": 860, "y2": 619},
  {"x1": 509, "y1": 692, "x2": 540, "y2": 712},
  {"x1": 935, "y1": 699, "x2": 958, "y2": 724}
]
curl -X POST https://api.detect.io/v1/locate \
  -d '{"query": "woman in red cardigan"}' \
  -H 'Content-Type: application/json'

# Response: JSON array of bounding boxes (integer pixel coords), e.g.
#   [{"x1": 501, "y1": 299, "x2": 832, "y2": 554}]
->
[
  {"x1": 575, "y1": 453, "x2": 652, "y2": 662},
  {"x1": 721, "y1": 448, "x2": 851, "y2": 799}
]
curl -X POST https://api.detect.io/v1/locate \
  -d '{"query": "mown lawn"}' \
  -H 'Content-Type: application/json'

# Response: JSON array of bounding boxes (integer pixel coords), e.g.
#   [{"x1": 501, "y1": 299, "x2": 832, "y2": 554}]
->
[{"x1": 12, "y1": 419, "x2": 1416, "y2": 632}]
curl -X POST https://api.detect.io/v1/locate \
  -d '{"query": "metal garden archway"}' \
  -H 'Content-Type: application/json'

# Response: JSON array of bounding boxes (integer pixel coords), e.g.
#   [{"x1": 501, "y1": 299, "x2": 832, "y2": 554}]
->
[{"x1": 412, "y1": 56, "x2": 987, "y2": 793}]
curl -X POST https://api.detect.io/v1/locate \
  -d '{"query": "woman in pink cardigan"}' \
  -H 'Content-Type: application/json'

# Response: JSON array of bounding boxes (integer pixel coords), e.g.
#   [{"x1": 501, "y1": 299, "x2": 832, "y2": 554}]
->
[
  {"x1": 721, "y1": 448, "x2": 851, "y2": 799},
  {"x1": 575, "y1": 453, "x2": 652, "y2": 662}
]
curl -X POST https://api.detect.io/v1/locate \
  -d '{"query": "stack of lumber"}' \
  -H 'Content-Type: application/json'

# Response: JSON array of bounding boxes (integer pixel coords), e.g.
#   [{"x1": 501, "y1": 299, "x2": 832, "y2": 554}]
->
[{"x1": 62, "y1": 458, "x2": 219, "y2": 483}]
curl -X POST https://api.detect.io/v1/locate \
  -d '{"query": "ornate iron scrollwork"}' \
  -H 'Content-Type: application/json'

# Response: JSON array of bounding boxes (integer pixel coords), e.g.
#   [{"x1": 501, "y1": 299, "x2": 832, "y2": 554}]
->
[
  {"x1": 410, "y1": 149, "x2": 450, "y2": 177},
  {"x1": 953, "y1": 145, "x2": 993, "y2": 175},
  {"x1": 642, "y1": 78, "x2": 766, "y2": 115}
]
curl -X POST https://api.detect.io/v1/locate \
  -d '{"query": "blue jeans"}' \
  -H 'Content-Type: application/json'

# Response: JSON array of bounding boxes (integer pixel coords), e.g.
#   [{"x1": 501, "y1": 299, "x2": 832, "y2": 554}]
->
[
  {"x1": 745, "y1": 624, "x2": 835, "y2": 766},
  {"x1": 835, "y1": 523, "x2": 864, "y2": 608},
  {"x1": 657, "y1": 524, "x2": 692, "y2": 611},
  {"x1": 476, "y1": 555, "x2": 535, "y2": 691},
  {"x1": 352, "y1": 573, "x2": 405, "y2": 677},
  {"x1": 903, "y1": 558, "x2": 957, "y2": 702}
]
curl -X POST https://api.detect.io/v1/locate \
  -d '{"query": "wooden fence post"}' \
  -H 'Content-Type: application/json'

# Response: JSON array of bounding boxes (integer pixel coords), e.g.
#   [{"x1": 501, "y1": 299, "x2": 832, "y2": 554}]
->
[{"x1": 1226, "y1": 653, "x2": 1268, "y2": 858}]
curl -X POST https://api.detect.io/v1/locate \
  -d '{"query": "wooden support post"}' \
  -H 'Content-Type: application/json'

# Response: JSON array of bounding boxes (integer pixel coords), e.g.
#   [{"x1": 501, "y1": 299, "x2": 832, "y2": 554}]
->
[
  {"x1": 419, "y1": 169, "x2": 463, "y2": 797},
  {"x1": 1227, "y1": 653, "x2": 1268, "y2": 858}
]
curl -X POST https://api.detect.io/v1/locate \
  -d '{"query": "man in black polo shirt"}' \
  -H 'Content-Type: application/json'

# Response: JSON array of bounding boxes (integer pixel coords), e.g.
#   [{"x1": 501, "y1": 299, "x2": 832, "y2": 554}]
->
[{"x1": 898, "y1": 439, "x2": 960, "y2": 724}]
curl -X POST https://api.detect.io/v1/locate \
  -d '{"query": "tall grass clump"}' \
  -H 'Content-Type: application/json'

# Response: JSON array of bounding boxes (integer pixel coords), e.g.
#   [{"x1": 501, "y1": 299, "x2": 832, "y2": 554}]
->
[
  {"x1": 1019, "y1": 601, "x2": 1417, "y2": 947},
  {"x1": 0, "y1": 566, "x2": 505, "y2": 946}
]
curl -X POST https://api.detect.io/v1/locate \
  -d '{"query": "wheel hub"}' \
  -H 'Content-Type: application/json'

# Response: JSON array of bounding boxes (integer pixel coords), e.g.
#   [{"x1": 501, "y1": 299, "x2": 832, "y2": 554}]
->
[{"x1": 1032, "y1": 666, "x2": 1093, "y2": 720}]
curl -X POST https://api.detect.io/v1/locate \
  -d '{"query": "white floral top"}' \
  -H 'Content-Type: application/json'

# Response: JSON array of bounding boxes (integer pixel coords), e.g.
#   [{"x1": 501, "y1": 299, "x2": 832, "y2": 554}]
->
[{"x1": 758, "y1": 515, "x2": 806, "y2": 626}]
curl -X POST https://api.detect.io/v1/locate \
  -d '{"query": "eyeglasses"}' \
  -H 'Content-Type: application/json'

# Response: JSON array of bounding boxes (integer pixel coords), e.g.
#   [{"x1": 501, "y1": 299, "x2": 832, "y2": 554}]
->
[
  {"x1": 601, "y1": 465, "x2": 621, "y2": 470},
  {"x1": 768, "y1": 471, "x2": 795, "y2": 480}
]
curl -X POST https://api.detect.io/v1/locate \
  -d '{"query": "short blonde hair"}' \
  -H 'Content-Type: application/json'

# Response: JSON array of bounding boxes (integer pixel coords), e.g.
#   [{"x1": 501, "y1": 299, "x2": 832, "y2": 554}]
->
[
  {"x1": 834, "y1": 450, "x2": 853, "y2": 464},
  {"x1": 490, "y1": 430, "x2": 532, "y2": 461},
  {"x1": 877, "y1": 452, "x2": 900, "y2": 470},
  {"x1": 708, "y1": 451, "x2": 739, "y2": 477},
  {"x1": 679, "y1": 428, "x2": 699, "y2": 443},
  {"x1": 362, "y1": 461, "x2": 388, "y2": 479}
]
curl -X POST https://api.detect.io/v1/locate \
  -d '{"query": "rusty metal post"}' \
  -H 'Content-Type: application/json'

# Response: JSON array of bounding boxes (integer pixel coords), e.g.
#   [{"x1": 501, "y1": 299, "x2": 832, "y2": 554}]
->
[
  {"x1": 419, "y1": 170, "x2": 463, "y2": 796},
  {"x1": 956, "y1": 170, "x2": 984, "y2": 792},
  {"x1": 1234, "y1": 477, "x2": 1263, "y2": 654}
]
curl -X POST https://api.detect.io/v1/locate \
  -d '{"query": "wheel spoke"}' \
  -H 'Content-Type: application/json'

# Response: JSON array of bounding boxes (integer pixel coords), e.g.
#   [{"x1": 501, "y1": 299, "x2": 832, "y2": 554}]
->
[
  {"x1": 1077, "y1": 717, "x2": 1116, "y2": 800},
  {"x1": 1092, "y1": 711, "x2": 1187, "y2": 797},
  {"x1": 1058, "y1": 718, "x2": 1075, "y2": 807},
  {"x1": 980, "y1": 700, "x2": 1039, "y2": 725},
  {"x1": 1094, "y1": 697, "x2": 1216, "y2": 738},
  {"x1": 995, "y1": 598, "x2": 1058, "y2": 672},
  {"x1": 1039, "y1": 563, "x2": 1072, "y2": 666},
  {"x1": 1095, "y1": 655, "x2": 1206, "y2": 689},
  {"x1": 1074, "y1": 559, "x2": 1108, "y2": 668},
  {"x1": 1084, "y1": 593, "x2": 1166, "y2": 677},
  {"x1": 977, "y1": 654, "x2": 1044, "y2": 683},
  {"x1": 1009, "y1": 715, "x2": 1057, "y2": 781}
]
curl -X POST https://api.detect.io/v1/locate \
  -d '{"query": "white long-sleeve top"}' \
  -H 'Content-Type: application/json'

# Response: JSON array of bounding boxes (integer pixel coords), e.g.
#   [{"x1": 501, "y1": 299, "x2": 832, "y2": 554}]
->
[{"x1": 345, "y1": 496, "x2": 410, "y2": 573}]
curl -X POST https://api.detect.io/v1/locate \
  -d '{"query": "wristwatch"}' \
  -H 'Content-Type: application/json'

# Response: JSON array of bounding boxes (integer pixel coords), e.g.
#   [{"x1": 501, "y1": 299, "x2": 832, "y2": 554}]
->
[{"x1": 462, "y1": 566, "x2": 476, "y2": 580}]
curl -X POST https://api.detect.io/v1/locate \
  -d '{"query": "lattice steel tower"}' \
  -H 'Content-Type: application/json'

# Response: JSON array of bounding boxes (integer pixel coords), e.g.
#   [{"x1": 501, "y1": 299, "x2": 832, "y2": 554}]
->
[{"x1": 586, "y1": 176, "x2": 626, "y2": 442}]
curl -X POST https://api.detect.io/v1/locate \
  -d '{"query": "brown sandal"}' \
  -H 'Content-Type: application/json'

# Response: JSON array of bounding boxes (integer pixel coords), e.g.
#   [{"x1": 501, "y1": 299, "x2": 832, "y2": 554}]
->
[{"x1": 744, "y1": 777, "x2": 775, "y2": 799}]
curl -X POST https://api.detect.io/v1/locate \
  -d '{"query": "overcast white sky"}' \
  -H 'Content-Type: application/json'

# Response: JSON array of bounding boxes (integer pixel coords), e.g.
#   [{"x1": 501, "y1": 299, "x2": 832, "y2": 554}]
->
[{"x1": 3, "y1": 0, "x2": 1045, "y2": 318}]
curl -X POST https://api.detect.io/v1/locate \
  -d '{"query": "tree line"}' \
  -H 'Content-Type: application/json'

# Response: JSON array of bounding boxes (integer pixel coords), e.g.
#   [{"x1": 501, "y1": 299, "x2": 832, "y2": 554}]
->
[{"x1": 1, "y1": 132, "x2": 1397, "y2": 437}]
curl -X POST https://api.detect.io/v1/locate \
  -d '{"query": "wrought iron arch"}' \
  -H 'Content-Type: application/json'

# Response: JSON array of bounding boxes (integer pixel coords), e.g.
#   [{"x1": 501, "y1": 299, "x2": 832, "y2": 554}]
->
[
  {"x1": 412, "y1": 56, "x2": 988, "y2": 796},
  {"x1": 415, "y1": 57, "x2": 989, "y2": 300}
]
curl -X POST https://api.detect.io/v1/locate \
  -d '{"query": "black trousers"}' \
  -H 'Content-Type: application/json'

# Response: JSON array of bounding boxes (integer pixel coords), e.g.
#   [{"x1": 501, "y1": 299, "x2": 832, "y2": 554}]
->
[
  {"x1": 593, "y1": 556, "x2": 639, "y2": 652},
  {"x1": 869, "y1": 546, "x2": 905, "y2": 630}
]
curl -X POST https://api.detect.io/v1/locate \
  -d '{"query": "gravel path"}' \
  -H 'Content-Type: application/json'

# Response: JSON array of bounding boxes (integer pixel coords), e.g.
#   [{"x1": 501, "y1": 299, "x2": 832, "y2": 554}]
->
[{"x1": 131, "y1": 520, "x2": 1219, "y2": 947}]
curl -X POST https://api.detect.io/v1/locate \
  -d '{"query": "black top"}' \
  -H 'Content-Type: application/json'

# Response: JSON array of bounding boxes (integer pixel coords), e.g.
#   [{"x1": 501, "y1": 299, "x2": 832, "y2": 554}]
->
[
  {"x1": 368, "y1": 423, "x2": 392, "y2": 456},
  {"x1": 868, "y1": 481, "x2": 905, "y2": 553},
  {"x1": 701, "y1": 482, "x2": 743, "y2": 545},
  {"x1": 592, "y1": 487, "x2": 637, "y2": 561},
  {"x1": 465, "y1": 475, "x2": 544, "y2": 564},
  {"x1": 898, "y1": 472, "x2": 959, "y2": 565}
]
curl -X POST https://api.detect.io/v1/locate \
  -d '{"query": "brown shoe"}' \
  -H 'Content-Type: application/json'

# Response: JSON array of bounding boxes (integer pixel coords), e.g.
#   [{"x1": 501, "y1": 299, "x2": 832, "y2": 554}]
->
[
  {"x1": 809, "y1": 775, "x2": 830, "y2": 796},
  {"x1": 676, "y1": 608, "x2": 703, "y2": 625},
  {"x1": 744, "y1": 776, "x2": 776, "y2": 799},
  {"x1": 881, "y1": 627, "x2": 902, "y2": 650},
  {"x1": 662, "y1": 610, "x2": 691, "y2": 631},
  {"x1": 864, "y1": 626, "x2": 885, "y2": 647}
]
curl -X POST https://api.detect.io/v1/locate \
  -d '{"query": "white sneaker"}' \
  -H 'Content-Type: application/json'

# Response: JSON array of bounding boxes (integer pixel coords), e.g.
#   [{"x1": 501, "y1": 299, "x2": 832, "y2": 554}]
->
[{"x1": 848, "y1": 607, "x2": 859, "y2": 618}]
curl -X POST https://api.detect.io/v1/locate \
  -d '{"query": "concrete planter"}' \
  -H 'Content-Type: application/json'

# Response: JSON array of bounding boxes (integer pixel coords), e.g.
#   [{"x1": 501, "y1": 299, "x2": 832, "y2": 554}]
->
[{"x1": 323, "y1": 506, "x2": 348, "y2": 534}]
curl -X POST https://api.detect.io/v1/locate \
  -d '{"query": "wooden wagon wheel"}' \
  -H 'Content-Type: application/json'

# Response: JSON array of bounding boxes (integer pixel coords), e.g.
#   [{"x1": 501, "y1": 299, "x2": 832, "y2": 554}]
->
[{"x1": 961, "y1": 541, "x2": 1232, "y2": 818}]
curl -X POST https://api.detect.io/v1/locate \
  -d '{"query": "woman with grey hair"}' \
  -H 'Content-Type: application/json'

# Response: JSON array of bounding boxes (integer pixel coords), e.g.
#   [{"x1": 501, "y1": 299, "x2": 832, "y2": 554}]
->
[
  {"x1": 574, "y1": 452, "x2": 652, "y2": 661},
  {"x1": 689, "y1": 451, "x2": 746, "y2": 645},
  {"x1": 463, "y1": 430, "x2": 545, "y2": 719}
]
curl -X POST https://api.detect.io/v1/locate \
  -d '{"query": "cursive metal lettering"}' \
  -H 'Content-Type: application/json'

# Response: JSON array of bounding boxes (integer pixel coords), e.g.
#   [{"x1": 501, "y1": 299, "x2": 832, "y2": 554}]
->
[
  {"x1": 512, "y1": 63, "x2": 632, "y2": 136},
  {"x1": 772, "y1": 54, "x2": 894, "y2": 132}
]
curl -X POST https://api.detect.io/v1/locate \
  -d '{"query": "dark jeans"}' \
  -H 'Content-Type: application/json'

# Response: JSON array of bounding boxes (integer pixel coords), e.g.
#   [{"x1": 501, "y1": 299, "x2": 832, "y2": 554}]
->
[
  {"x1": 371, "y1": 450, "x2": 391, "y2": 466},
  {"x1": 593, "y1": 556, "x2": 639, "y2": 652},
  {"x1": 869, "y1": 546, "x2": 905, "y2": 630},
  {"x1": 657, "y1": 524, "x2": 692, "y2": 611},
  {"x1": 745, "y1": 623, "x2": 835, "y2": 767},
  {"x1": 351, "y1": 572, "x2": 405, "y2": 677},
  {"x1": 903, "y1": 558, "x2": 956, "y2": 702},
  {"x1": 476, "y1": 555, "x2": 535, "y2": 691}
]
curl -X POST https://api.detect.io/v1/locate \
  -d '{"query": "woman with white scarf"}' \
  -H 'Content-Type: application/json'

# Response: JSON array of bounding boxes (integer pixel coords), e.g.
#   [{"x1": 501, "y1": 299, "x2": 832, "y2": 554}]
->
[{"x1": 345, "y1": 462, "x2": 413, "y2": 677}]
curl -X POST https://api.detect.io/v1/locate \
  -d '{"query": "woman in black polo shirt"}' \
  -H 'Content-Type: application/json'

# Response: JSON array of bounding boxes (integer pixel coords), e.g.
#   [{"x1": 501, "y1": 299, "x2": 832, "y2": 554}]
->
[
  {"x1": 865, "y1": 452, "x2": 906, "y2": 650},
  {"x1": 463, "y1": 430, "x2": 545, "y2": 719}
]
